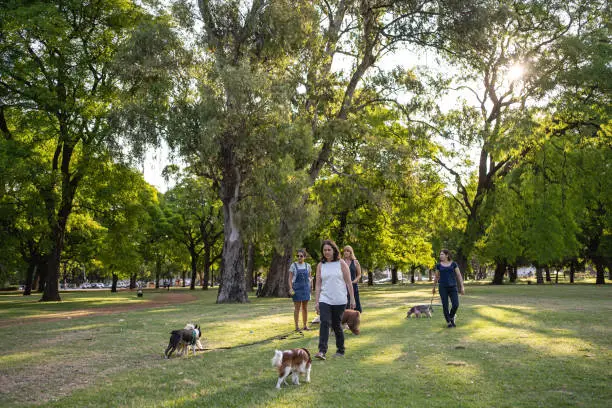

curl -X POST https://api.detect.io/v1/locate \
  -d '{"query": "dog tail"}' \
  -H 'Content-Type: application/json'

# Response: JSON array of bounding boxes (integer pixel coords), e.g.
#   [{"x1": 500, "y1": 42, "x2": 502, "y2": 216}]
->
[
  {"x1": 271, "y1": 350, "x2": 283, "y2": 367},
  {"x1": 300, "y1": 348, "x2": 312, "y2": 364}
]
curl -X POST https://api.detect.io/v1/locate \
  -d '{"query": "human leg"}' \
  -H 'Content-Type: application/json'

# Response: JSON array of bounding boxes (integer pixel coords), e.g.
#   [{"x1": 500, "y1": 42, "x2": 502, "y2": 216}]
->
[
  {"x1": 301, "y1": 301, "x2": 309, "y2": 329},
  {"x1": 331, "y1": 304, "x2": 346, "y2": 355},
  {"x1": 293, "y1": 301, "x2": 301, "y2": 330},
  {"x1": 438, "y1": 285, "x2": 451, "y2": 324},
  {"x1": 448, "y1": 286, "x2": 459, "y2": 326},
  {"x1": 353, "y1": 284, "x2": 362, "y2": 313},
  {"x1": 317, "y1": 302, "x2": 332, "y2": 355}
]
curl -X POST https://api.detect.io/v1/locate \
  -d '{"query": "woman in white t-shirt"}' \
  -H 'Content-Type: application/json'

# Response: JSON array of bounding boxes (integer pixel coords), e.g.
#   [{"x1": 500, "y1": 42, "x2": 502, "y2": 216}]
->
[{"x1": 314, "y1": 239, "x2": 355, "y2": 360}]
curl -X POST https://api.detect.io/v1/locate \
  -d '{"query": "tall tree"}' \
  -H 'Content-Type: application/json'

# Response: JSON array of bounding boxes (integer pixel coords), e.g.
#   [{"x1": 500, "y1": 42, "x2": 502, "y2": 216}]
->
[
  {"x1": 139, "y1": 0, "x2": 321, "y2": 303},
  {"x1": 164, "y1": 175, "x2": 224, "y2": 290},
  {"x1": 264, "y1": 0, "x2": 488, "y2": 296},
  {"x1": 425, "y1": 0, "x2": 602, "y2": 273},
  {"x1": 0, "y1": 0, "x2": 155, "y2": 300}
]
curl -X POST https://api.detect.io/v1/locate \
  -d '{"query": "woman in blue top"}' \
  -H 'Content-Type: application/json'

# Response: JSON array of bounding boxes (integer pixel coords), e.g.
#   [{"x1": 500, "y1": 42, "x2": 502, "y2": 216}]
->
[
  {"x1": 289, "y1": 249, "x2": 312, "y2": 332},
  {"x1": 432, "y1": 249, "x2": 465, "y2": 328}
]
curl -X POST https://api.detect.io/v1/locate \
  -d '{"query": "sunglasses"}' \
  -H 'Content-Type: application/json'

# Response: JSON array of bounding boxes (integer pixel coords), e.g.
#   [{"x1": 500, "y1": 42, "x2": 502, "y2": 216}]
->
[{"x1": 297, "y1": 254, "x2": 305, "y2": 258}]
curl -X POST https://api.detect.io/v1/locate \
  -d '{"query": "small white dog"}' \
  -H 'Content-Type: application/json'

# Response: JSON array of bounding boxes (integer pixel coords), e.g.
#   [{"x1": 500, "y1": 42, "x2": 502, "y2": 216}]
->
[{"x1": 271, "y1": 348, "x2": 312, "y2": 389}]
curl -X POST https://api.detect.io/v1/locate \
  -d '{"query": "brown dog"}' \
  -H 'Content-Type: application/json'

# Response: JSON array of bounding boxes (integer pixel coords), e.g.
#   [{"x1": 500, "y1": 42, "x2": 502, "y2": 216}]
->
[
  {"x1": 342, "y1": 309, "x2": 361, "y2": 335},
  {"x1": 271, "y1": 348, "x2": 311, "y2": 389}
]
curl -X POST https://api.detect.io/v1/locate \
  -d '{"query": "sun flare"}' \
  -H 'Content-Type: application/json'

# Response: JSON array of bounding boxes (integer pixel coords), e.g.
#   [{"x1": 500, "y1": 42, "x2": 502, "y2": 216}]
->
[{"x1": 508, "y1": 63, "x2": 525, "y2": 81}]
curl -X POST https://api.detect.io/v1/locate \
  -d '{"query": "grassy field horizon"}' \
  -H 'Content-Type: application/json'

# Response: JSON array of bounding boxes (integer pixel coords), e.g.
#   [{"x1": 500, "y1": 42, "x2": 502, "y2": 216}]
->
[{"x1": 0, "y1": 283, "x2": 610, "y2": 407}]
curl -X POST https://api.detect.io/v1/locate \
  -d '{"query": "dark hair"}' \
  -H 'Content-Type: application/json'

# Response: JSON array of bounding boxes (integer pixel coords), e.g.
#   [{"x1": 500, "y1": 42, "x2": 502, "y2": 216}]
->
[
  {"x1": 297, "y1": 249, "x2": 308, "y2": 258},
  {"x1": 320, "y1": 240, "x2": 340, "y2": 263},
  {"x1": 441, "y1": 249, "x2": 452, "y2": 261}
]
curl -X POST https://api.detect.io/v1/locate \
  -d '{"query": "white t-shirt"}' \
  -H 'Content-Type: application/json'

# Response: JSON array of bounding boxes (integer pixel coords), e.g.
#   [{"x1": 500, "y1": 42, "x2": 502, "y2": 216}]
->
[{"x1": 319, "y1": 261, "x2": 347, "y2": 305}]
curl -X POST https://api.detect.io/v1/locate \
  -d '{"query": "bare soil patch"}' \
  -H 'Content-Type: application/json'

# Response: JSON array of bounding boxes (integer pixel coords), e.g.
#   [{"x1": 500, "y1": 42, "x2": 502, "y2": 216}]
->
[{"x1": 0, "y1": 292, "x2": 198, "y2": 328}]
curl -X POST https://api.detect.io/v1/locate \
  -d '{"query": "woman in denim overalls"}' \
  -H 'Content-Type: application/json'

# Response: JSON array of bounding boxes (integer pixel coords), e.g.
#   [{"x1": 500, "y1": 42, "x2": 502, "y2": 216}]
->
[{"x1": 289, "y1": 249, "x2": 312, "y2": 331}]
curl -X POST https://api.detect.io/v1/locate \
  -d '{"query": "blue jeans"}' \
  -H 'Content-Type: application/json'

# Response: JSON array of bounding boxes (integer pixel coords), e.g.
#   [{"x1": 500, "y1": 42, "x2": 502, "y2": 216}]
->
[
  {"x1": 318, "y1": 302, "x2": 346, "y2": 354},
  {"x1": 438, "y1": 285, "x2": 459, "y2": 323}
]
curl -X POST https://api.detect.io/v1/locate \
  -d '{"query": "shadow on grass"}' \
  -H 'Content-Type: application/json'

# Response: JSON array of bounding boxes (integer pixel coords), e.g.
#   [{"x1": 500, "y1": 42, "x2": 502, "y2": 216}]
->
[{"x1": 1, "y1": 285, "x2": 610, "y2": 408}]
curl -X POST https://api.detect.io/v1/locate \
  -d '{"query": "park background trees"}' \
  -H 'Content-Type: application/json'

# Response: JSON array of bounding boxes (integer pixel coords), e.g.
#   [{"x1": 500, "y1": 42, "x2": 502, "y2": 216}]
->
[{"x1": 0, "y1": 0, "x2": 609, "y2": 301}]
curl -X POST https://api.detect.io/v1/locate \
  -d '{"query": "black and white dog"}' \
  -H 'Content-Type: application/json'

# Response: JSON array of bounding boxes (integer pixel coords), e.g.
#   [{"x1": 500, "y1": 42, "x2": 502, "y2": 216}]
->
[
  {"x1": 164, "y1": 324, "x2": 201, "y2": 358},
  {"x1": 183, "y1": 323, "x2": 205, "y2": 352}
]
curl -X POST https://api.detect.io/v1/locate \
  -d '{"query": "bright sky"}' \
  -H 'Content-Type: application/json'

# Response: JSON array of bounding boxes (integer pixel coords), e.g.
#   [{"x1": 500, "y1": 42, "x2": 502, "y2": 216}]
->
[
  {"x1": 142, "y1": 37, "x2": 494, "y2": 193},
  {"x1": 142, "y1": 140, "x2": 177, "y2": 193}
]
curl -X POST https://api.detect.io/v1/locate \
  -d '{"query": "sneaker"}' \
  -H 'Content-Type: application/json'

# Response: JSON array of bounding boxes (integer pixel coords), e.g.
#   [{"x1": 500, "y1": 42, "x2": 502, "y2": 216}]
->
[
  {"x1": 447, "y1": 322, "x2": 454, "y2": 328},
  {"x1": 302, "y1": 326, "x2": 311, "y2": 331},
  {"x1": 451, "y1": 318, "x2": 456, "y2": 327},
  {"x1": 333, "y1": 352, "x2": 345, "y2": 357},
  {"x1": 314, "y1": 352, "x2": 326, "y2": 360}
]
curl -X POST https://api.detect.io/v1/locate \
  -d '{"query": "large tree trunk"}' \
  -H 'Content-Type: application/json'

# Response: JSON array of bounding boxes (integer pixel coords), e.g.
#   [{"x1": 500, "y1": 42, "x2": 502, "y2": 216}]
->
[
  {"x1": 111, "y1": 273, "x2": 118, "y2": 293},
  {"x1": 492, "y1": 260, "x2": 506, "y2": 285},
  {"x1": 454, "y1": 250, "x2": 470, "y2": 281},
  {"x1": 41, "y1": 219, "x2": 68, "y2": 301},
  {"x1": 335, "y1": 209, "x2": 349, "y2": 247},
  {"x1": 545, "y1": 266, "x2": 551, "y2": 282},
  {"x1": 216, "y1": 159, "x2": 248, "y2": 303},
  {"x1": 41, "y1": 137, "x2": 80, "y2": 302},
  {"x1": 569, "y1": 260, "x2": 575, "y2": 284},
  {"x1": 262, "y1": 219, "x2": 292, "y2": 297},
  {"x1": 35, "y1": 257, "x2": 47, "y2": 293},
  {"x1": 536, "y1": 265, "x2": 544, "y2": 284},
  {"x1": 263, "y1": 245, "x2": 292, "y2": 297},
  {"x1": 391, "y1": 266, "x2": 398, "y2": 284},
  {"x1": 23, "y1": 263, "x2": 36, "y2": 296},
  {"x1": 367, "y1": 270, "x2": 373, "y2": 286},
  {"x1": 509, "y1": 264, "x2": 517, "y2": 283},
  {"x1": 595, "y1": 261, "x2": 605, "y2": 284}
]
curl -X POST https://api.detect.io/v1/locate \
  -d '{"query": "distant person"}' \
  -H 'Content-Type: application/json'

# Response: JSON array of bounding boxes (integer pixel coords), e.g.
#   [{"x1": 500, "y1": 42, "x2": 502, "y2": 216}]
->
[
  {"x1": 256, "y1": 273, "x2": 264, "y2": 297},
  {"x1": 432, "y1": 249, "x2": 465, "y2": 328},
  {"x1": 289, "y1": 249, "x2": 312, "y2": 331},
  {"x1": 342, "y1": 245, "x2": 362, "y2": 313},
  {"x1": 314, "y1": 240, "x2": 355, "y2": 360}
]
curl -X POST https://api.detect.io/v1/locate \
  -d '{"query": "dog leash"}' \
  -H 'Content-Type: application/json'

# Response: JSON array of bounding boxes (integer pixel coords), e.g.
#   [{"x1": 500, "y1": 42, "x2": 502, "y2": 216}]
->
[{"x1": 198, "y1": 330, "x2": 304, "y2": 352}]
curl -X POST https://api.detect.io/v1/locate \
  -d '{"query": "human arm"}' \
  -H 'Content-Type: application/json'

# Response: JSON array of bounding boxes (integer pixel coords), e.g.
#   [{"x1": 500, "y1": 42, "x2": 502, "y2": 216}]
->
[
  {"x1": 314, "y1": 263, "x2": 322, "y2": 314},
  {"x1": 455, "y1": 264, "x2": 465, "y2": 295},
  {"x1": 341, "y1": 259, "x2": 355, "y2": 309},
  {"x1": 353, "y1": 260, "x2": 362, "y2": 283}
]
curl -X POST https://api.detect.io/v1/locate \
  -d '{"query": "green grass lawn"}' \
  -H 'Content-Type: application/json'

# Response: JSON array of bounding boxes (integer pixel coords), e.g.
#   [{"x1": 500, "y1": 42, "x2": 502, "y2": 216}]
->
[{"x1": 0, "y1": 284, "x2": 610, "y2": 407}]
